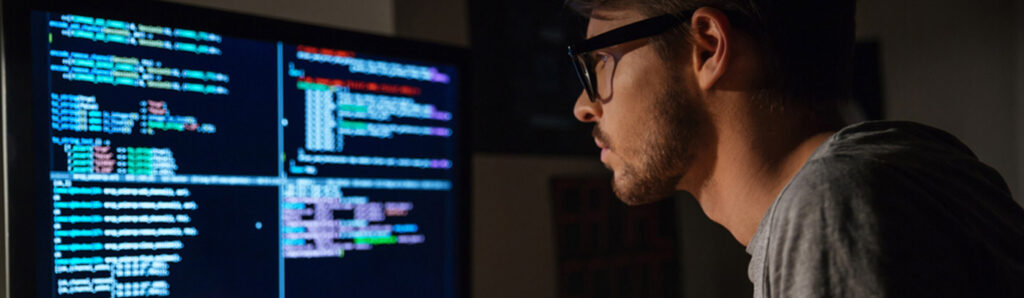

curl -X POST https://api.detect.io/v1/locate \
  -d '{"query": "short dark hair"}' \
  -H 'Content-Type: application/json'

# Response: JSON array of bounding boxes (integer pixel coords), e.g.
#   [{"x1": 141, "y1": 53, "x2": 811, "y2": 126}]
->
[{"x1": 566, "y1": 0, "x2": 856, "y2": 111}]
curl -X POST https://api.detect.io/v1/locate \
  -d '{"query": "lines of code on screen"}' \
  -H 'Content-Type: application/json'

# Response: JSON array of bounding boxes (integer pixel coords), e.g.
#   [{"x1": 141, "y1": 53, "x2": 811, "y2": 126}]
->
[
  {"x1": 280, "y1": 43, "x2": 459, "y2": 298},
  {"x1": 32, "y1": 10, "x2": 460, "y2": 298}
]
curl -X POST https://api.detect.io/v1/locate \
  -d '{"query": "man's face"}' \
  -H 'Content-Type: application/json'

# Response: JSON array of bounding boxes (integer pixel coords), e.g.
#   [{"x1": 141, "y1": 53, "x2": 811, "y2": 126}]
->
[{"x1": 574, "y1": 9, "x2": 711, "y2": 205}]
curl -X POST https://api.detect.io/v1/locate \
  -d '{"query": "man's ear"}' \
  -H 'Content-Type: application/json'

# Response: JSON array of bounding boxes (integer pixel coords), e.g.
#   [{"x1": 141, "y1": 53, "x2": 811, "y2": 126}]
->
[{"x1": 689, "y1": 7, "x2": 733, "y2": 91}]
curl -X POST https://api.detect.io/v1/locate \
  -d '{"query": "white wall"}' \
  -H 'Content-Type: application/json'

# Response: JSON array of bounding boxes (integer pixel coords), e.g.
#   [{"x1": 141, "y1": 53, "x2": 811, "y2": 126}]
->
[{"x1": 856, "y1": 0, "x2": 1022, "y2": 206}]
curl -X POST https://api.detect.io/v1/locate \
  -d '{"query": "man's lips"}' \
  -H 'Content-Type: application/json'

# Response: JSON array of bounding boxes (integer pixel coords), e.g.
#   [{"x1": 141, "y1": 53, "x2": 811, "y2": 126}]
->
[
  {"x1": 592, "y1": 126, "x2": 612, "y2": 163},
  {"x1": 595, "y1": 138, "x2": 612, "y2": 163}
]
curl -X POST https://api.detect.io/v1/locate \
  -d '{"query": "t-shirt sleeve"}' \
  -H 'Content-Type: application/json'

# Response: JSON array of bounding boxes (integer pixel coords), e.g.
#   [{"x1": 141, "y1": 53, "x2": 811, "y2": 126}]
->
[{"x1": 766, "y1": 159, "x2": 888, "y2": 297}]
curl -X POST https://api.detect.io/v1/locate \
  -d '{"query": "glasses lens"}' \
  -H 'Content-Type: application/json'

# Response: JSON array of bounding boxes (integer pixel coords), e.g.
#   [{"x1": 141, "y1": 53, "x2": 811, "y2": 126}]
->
[
  {"x1": 591, "y1": 52, "x2": 614, "y2": 100},
  {"x1": 573, "y1": 55, "x2": 596, "y2": 101}
]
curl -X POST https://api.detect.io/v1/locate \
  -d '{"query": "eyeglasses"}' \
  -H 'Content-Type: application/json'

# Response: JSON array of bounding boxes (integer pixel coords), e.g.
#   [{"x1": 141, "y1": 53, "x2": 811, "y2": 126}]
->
[{"x1": 568, "y1": 13, "x2": 690, "y2": 102}]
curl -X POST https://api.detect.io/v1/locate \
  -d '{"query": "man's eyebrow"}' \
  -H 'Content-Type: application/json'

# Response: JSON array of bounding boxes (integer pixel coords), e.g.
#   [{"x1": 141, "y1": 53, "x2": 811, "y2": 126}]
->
[
  {"x1": 589, "y1": 11, "x2": 616, "y2": 21},
  {"x1": 584, "y1": 11, "x2": 629, "y2": 39}
]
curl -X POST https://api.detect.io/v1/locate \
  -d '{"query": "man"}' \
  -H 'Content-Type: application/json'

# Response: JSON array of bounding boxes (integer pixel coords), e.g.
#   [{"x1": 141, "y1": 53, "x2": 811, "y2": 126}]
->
[{"x1": 566, "y1": 0, "x2": 1024, "y2": 296}]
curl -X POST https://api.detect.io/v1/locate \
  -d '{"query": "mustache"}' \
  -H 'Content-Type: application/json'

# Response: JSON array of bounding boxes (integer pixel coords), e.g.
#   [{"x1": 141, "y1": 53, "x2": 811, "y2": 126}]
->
[{"x1": 592, "y1": 125, "x2": 610, "y2": 149}]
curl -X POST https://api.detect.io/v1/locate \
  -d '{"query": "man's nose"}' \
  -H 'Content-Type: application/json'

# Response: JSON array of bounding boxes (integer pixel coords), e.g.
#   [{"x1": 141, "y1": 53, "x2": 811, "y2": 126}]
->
[{"x1": 573, "y1": 91, "x2": 602, "y2": 123}]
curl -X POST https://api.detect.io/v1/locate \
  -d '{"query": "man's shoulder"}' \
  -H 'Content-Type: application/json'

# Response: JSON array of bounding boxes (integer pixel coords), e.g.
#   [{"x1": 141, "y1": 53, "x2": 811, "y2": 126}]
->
[
  {"x1": 783, "y1": 120, "x2": 1001, "y2": 203},
  {"x1": 768, "y1": 119, "x2": 1022, "y2": 254},
  {"x1": 760, "y1": 121, "x2": 1024, "y2": 297},
  {"x1": 816, "y1": 120, "x2": 979, "y2": 163},
  {"x1": 770, "y1": 119, "x2": 1013, "y2": 235}
]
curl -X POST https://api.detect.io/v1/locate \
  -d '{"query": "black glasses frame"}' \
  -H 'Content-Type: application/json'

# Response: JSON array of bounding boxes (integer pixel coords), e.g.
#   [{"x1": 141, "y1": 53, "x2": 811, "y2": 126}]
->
[{"x1": 568, "y1": 12, "x2": 690, "y2": 102}]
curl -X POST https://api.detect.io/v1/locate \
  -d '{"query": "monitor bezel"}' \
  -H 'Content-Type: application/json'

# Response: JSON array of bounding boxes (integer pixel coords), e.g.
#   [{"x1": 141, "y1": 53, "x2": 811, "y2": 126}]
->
[{"x1": 1, "y1": 0, "x2": 473, "y2": 296}]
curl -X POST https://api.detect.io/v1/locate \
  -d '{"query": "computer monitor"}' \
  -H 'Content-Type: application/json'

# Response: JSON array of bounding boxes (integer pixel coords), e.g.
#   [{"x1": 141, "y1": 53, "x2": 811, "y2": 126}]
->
[{"x1": 2, "y1": 0, "x2": 470, "y2": 297}]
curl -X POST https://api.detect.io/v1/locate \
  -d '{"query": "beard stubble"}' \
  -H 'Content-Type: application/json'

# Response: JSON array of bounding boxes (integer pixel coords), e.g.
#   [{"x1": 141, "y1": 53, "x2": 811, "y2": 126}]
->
[{"x1": 597, "y1": 75, "x2": 706, "y2": 205}]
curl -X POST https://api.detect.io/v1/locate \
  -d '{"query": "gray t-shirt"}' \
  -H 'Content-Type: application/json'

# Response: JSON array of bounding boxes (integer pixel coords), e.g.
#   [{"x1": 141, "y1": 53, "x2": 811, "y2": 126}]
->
[{"x1": 747, "y1": 121, "x2": 1024, "y2": 297}]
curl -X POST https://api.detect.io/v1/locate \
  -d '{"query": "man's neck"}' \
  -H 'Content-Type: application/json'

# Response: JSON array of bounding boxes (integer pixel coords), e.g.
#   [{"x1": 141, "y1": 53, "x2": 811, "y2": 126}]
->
[{"x1": 684, "y1": 95, "x2": 839, "y2": 246}]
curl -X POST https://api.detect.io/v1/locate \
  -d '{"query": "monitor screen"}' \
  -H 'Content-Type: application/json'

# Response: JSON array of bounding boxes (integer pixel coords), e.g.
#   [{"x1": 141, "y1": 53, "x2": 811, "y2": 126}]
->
[{"x1": 11, "y1": 3, "x2": 466, "y2": 297}]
